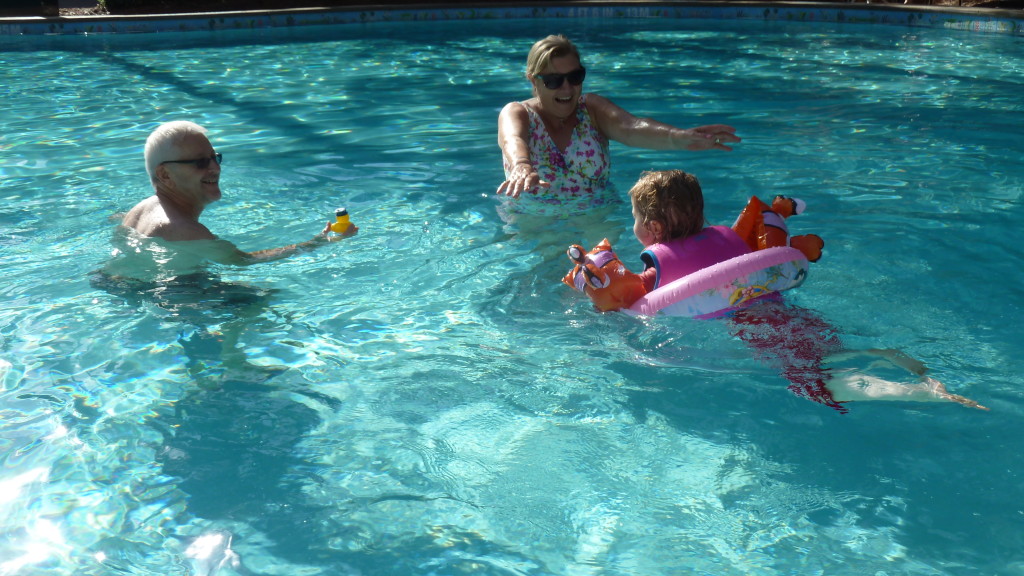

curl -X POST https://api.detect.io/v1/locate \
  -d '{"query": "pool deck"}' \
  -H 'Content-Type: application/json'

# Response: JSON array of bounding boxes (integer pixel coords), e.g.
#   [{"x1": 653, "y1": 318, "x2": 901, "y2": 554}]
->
[{"x1": 1, "y1": 1, "x2": 1022, "y2": 36}]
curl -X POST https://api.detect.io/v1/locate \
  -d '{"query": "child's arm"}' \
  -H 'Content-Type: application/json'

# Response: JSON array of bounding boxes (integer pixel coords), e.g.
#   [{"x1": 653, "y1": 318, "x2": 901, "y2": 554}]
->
[{"x1": 639, "y1": 266, "x2": 657, "y2": 293}]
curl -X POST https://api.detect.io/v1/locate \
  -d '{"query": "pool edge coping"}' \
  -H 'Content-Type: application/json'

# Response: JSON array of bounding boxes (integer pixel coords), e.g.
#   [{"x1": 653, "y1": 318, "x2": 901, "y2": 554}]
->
[{"x1": 2, "y1": 0, "x2": 1022, "y2": 36}]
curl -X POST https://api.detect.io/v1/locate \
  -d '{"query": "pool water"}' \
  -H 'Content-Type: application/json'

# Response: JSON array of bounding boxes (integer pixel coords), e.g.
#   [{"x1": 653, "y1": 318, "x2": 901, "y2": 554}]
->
[{"x1": 2, "y1": 14, "x2": 1023, "y2": 576}]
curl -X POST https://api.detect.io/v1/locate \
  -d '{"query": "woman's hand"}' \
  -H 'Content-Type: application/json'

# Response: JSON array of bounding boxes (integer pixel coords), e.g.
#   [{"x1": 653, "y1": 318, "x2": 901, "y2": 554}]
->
[
  {"x1": 496, "y1": 162, "x2": 550, "y2": 198},
  {"x1": 497, "y1": 103, "x2": 552, "y2": 198},
  {"x1": 685, "y1": 125, "x2": 742, "y2": 151}
]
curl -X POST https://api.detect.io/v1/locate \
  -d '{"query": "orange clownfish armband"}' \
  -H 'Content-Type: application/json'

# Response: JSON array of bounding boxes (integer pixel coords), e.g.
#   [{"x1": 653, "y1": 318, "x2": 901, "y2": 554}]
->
[
  {"x1": 732, "y1": 195, "x2": 824, "y2": 263},
  {"x1": 563, "y1": 239, "x2": 647, "y2": 312}
]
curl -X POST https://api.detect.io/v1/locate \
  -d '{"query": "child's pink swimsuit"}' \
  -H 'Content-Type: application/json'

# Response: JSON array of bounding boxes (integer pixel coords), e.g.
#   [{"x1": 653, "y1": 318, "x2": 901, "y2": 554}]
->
[{"x1": 638, "y1": 226, "x2": 751, "y2": 291}]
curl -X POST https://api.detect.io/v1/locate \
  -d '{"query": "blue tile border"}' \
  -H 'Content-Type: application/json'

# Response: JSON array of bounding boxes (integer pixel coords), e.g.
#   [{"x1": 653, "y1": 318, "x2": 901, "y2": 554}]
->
[{"x1": 1, "y1": 2, "x2": 1022, "y2": 37}]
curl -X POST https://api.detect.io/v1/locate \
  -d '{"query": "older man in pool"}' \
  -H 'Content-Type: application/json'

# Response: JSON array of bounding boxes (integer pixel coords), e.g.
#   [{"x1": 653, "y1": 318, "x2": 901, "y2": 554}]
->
[{"x1": 122, "y1": 120, "x2": 356, "y2": 263}]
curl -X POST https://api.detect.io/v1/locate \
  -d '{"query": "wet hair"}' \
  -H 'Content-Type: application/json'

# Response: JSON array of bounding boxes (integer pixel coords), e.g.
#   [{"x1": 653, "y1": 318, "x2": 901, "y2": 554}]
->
[
  {"x1": 144, "y1": 120, "x2": 208, "y2": 184},
  {"x1": 525, "y1": 35, "x2": 582, "y2": 79},
  {"x1": 628, "y1": 170, "x2": 706, "y2": 243}
]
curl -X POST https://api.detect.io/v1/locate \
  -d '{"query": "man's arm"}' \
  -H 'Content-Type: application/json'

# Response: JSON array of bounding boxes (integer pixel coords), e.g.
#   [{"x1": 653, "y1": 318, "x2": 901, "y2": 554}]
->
[{"x1": 221, "y1": 222, "x2": 357, "y2": 265}]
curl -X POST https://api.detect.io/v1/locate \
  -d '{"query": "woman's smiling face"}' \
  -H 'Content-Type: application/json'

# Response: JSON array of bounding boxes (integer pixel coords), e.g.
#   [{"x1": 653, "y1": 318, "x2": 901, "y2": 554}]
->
[{"x1": 532, "y1": 54, "x2": 585, "y2": 118}]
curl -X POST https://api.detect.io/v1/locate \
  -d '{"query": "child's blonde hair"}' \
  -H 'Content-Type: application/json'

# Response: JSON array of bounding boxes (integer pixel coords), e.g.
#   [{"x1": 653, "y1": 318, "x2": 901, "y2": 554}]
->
[{"x1": 628, "y1": 170, "x2": 706, "y2": 242}]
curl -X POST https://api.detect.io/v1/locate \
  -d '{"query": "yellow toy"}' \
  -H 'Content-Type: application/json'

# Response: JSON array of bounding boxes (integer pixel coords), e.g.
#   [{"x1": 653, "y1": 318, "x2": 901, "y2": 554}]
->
[{"x1": 330, "y1": 207, "x2": 353, "y2": 235}]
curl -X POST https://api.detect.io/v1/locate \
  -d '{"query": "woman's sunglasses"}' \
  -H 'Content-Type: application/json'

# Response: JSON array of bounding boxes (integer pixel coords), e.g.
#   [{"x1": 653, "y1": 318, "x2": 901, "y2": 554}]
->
[
  {"x1": 536, "y1": 67, "x2": 586, "y2": 90},
  {"x1": 161, "y1": 153, "x2": 223, "y2": 170}
]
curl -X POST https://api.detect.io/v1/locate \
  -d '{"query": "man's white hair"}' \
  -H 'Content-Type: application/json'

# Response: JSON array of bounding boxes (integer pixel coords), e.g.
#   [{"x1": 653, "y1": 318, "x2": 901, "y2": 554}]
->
[{"x1": 144, "y1": 121, "x2": 208, "y2": 185}]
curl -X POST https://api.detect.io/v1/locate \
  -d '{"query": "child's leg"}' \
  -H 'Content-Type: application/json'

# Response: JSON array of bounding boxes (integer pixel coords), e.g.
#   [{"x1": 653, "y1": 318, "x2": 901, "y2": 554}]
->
[
  {"x1": 826, "y1": 372, "x2": 988, "y2": 410},
  {"x1": 825, "y1": 348, "x2": 926, "y2": 375}
]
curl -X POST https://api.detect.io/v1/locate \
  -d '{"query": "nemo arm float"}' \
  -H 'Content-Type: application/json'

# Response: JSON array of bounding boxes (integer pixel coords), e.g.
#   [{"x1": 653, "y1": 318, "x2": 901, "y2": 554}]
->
[{"x1": 732, "y1": 195, "x2": 824, "y2": 262}]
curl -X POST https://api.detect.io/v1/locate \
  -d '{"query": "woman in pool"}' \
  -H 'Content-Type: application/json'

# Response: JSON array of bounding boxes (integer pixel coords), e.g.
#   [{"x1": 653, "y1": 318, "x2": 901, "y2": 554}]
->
[{"x1": 496, "y1": 34, "x2": 741, "y2": 212}]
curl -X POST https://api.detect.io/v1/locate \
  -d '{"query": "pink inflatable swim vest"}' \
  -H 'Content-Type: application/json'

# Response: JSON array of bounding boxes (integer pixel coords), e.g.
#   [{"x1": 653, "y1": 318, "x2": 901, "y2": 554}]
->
[{"x1": 639, "y1": 226, "x2": 752, "y2": 290}]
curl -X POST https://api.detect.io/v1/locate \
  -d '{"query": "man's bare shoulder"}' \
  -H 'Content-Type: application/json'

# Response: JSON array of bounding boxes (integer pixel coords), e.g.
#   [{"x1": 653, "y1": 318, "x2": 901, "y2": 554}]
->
[
  {"x1": 121, "y1": 196, "x2": 158, "y2": 225},
  {"x1": 122, "y1": 196, "x2": 215, "y2": 242},
  {"x1": 154, "y1": 220, "x2": 217, "y2": 242}
]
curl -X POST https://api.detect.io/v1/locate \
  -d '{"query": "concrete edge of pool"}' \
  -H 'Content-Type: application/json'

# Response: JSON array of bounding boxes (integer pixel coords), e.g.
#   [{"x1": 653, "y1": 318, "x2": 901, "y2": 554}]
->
[{"x1": 0, "y1": 1, "x2": 1022, "y2": 36}]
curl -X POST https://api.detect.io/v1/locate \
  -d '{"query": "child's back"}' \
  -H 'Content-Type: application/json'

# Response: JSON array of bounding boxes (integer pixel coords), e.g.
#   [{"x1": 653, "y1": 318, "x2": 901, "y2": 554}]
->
[{"x1": 639, "y1": 225, "x2": 750, "y2": 292}]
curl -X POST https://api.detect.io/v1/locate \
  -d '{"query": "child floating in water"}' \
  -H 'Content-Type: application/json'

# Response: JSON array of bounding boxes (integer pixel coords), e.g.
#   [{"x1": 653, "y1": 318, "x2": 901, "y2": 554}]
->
[
  {"x1": 563, "y1": 171, "x2": 822, "y2": 314},
  {"x1": 564, "y1": 169, "x2": 986, "y2": 412}
]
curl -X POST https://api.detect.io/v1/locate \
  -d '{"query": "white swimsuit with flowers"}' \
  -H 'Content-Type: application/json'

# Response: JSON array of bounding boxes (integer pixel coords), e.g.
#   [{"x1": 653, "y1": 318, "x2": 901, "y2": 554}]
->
[{"x1": 503, "y1": 94, "x2": 615, "y2": 215}]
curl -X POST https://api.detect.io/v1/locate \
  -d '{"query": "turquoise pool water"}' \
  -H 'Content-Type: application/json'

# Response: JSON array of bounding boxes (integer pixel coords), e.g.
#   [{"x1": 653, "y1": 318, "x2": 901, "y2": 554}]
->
[{"x1": 2, "y1": 12, "x2": 1023, "y2": 576}]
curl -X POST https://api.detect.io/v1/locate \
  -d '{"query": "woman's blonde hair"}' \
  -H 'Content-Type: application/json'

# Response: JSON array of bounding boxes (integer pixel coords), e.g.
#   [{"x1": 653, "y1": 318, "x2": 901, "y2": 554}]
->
[
  {"x1": 628, "y1": 170, "x2": 706, "y2": 242},
  {"x1": 525, "y1": 35, "x2": 581, "y2": 78}
]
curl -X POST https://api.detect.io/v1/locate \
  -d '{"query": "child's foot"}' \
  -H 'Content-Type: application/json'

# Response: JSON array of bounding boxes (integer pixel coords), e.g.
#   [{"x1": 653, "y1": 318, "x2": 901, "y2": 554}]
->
[{"x1": 923, "y1": 376, "x2": 989, "y2": 411}]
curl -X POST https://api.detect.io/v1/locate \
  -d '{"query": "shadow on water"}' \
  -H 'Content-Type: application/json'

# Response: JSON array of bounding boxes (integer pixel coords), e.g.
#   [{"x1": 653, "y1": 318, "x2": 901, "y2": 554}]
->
[
  {"x1": 92, "y1": 267, "x2": 556, "y2": 571},
  {"x1": 90, "y1": 270, "x2": 277, "y2": 383},
  {"x1": 154, "y1": 377, "x2": 319, "y2": 521},
  {"x1": 96, "y1": 52, "x2": 348, "y2": 154},
  {"x1": 90, "y1": 269, "x2": 330, "y2": 564}
]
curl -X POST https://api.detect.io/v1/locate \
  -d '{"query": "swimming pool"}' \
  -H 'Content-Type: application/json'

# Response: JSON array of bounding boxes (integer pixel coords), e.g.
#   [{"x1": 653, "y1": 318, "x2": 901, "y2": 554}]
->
[{"x1": 2, "y1": 7, "x2": 1023, "y2": 575}]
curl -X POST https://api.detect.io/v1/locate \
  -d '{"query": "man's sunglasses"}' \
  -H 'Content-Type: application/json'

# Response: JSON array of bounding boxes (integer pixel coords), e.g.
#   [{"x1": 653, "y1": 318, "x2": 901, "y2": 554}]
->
[
  {"x1": 536, "y1": 67, "x2": 586, "y2": 90},
  {"x1": 161, "y1": 153, "x2": 223, "y2": 170}
]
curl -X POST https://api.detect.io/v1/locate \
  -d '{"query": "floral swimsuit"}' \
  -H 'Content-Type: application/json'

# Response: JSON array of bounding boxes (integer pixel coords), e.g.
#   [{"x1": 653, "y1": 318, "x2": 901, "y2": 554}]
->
[{"x1": 504, "y1": 95, "x2": 614, "y2": 215}]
